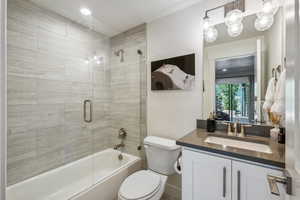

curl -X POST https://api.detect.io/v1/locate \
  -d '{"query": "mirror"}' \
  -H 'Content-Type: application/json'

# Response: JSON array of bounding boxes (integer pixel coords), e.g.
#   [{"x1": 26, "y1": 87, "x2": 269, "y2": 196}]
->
[{"x1": 202, "y1": 8, "x2": 285, "y2": 125}]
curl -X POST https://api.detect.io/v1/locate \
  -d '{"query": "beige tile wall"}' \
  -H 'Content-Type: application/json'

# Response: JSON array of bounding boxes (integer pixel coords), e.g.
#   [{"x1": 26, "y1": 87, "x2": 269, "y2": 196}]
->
[{"x1": 7, "y1": 0, "x2": 111, "y2": 185}]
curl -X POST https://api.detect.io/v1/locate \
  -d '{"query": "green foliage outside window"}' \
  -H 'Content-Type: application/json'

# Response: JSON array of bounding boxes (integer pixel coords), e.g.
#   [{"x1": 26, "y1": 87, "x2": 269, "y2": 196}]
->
[{"x1": 216, "y1": 84, "x2": 239, "y2": 111}]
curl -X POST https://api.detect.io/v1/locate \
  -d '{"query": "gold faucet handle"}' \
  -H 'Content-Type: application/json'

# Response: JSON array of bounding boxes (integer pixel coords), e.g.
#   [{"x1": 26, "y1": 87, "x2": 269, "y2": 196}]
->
[
  {"x1": 240, "y1": 124, "x2": 252, "y2": 137},
  {"x1": 222, "y1": 122, "x2": 233, "y2": 136}
]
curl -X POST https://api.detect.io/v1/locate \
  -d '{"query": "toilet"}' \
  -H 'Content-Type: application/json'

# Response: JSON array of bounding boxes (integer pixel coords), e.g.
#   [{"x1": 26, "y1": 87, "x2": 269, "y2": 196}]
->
[{"x1": 118, "y1": 136, "x2": 181, "y2": 200}]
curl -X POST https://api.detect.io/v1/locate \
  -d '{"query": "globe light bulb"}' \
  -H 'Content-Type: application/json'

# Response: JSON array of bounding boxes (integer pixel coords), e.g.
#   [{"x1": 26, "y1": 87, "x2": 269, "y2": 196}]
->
[
  {"x1": 225, "y1": 9, "x2": 244, "y2": 26},
  {"x1": 263, "y1": 0, "x2": 279, "y2": 15},
  {"x1": 228, "y1": 23, "x2": 243, "y2": 37},
  {"x1": 255, "y1": 14, "x2": 274, "y2": 31},
  {"x1": 257, "y1": 0, "x2": 279, "y2": 18},
  {"x1": 203, "y1": 17, "x2": 211, "y2": 31},
  {"x1": 80, "y1": 8, "x2": 92, "y2": 16},
  {"x1": 204, "y1": 26, "x2": 218, "y2": 43},
  {"x1": 262, "y1": 1, "x2": 273, "y2": 14}
]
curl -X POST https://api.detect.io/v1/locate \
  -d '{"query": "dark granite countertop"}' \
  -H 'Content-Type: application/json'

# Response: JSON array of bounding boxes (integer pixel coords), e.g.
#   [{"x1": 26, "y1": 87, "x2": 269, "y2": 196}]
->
[{"x1": 176, "y1": 129, "x2": 285, "y2": 168}]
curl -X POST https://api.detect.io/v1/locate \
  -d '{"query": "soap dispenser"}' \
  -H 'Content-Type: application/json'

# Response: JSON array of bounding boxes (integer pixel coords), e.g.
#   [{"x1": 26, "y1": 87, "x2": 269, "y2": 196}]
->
[{"x1": 206, "y1": 112, "x2": 216, "y2": 132}]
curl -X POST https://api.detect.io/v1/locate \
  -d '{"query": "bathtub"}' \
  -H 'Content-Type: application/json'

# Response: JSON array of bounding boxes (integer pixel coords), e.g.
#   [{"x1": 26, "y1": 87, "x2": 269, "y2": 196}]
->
[{"x1": 6, "y1": 149, "x2": 141, "y2": 200}]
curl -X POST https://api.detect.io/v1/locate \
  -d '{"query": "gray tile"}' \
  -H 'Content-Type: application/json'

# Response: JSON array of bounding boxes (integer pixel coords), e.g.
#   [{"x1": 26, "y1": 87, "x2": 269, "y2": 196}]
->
[
  {"x1": 36, "y1": 126, "x2": 65, "y2": 155},
  {"x1": 63, "y1": 125, "x2": 93, "y2": 163},
  {"x1": 7, "y1": 30, "x2": 37, "y2": 50},
  {"x1": 7, "y1": 157, "x2": 37, "y2": 185},
  {"x1": 7, "y1": 75, "x2": 37, "y2": 105},
  {"x1": 7, "y1": 129, "x2": 37, "y2": 164}
]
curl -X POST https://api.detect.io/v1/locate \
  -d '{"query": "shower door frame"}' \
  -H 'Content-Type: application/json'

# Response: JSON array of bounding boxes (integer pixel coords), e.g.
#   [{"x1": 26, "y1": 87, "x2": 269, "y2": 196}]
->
[{"x1": 0, "y1": 0, "x2": 7, "y2": 199}]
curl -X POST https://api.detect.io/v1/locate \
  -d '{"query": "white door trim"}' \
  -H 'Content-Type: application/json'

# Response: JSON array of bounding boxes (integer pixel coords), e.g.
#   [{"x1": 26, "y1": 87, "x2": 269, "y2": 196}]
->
[
  {"x1": 0, "y1": 0, "x2": 7, "y2": 199},
  {"x1": 285, "y1": 0, "x2": 300, "y2": 199}
]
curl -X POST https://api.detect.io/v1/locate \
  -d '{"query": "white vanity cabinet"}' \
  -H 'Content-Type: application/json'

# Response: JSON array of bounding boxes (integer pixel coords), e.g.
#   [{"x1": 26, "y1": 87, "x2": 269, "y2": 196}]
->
[
  {"x1": 232, "y1": 161, "x2": 285, "y2": 200},
  {"x1": 182, "y1": 149, "x2": 232, "y2": 200},
  {"x1": 182, "y1": 149, "x2": 285, "y2": 200}
]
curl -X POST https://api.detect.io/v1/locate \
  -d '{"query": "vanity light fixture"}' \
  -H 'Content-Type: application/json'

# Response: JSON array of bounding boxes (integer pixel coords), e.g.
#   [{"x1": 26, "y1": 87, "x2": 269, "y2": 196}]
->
[
  {"x1": 80, "y1": 8, "x2": 92, "y2": 16},
  {"x1": 203, "y1": 0, "x2": 279, "y2": 42}
]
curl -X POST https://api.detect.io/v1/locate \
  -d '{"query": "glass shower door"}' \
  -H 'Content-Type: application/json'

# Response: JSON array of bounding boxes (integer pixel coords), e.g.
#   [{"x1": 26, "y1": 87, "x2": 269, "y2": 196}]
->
[{"x1": 90, "y1": 60, "x2": 111, "y2": 184}]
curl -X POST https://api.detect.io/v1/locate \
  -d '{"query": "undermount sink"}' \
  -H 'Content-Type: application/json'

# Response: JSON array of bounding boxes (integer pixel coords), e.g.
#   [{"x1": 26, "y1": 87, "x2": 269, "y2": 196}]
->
[{"x1": 204, "y1": 136, "x2": 272, "y2": 154}]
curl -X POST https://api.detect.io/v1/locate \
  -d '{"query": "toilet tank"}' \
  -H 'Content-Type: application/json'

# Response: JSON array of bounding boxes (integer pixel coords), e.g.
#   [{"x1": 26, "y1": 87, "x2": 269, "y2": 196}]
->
[{"x1": 144, "y1": 136, "x2": 181, "y2": 175}]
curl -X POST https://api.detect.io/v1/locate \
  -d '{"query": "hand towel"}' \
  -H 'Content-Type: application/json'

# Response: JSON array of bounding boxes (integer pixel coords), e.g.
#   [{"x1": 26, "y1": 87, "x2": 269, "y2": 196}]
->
[
  {"x1": 271, "y1": 69, "x2": 286, "y2": 116},
  {"x1": 263, "y1": 77, "x2": 276, "y2": 112}
]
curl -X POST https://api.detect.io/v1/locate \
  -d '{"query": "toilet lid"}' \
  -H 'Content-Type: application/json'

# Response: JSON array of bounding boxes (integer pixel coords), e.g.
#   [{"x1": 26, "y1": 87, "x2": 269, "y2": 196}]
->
[{"x1": 119, "y1": 170, "x2": 161, "y2": 200}]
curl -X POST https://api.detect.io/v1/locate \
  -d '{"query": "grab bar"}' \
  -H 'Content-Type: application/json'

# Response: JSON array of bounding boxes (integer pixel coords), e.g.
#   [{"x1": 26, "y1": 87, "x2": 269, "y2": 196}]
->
[{"x1": 83, "y1": 99, "x2": 93, "y2": 123}]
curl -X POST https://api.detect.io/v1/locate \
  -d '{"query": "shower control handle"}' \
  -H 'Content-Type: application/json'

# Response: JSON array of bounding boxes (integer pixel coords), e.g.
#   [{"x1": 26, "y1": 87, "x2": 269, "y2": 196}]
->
[
  {"x1": 83, "y1": 100, "x2": 93, "y2": 123},
  {"x1": 118, "y1": 128, "x2": 127, "y2": 138}
]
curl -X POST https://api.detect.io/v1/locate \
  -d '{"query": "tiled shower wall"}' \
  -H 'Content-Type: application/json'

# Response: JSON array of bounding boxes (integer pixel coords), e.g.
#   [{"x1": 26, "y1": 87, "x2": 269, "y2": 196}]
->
[
  {"x1": 7, "y1": 0, "x2": 111, "y2": 185},
  {"x1": 7, "y1": 0, "x2": 147, "y2": 186},
  {"x1": 110, "y1": 24, "x2": 147, "y2": 161}
]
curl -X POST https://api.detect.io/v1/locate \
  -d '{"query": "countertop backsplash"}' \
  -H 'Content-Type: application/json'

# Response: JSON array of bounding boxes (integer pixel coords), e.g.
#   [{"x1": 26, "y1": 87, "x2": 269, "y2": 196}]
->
[{"x1": 196, "y1": 119, "x2": 284, "y2": 138}]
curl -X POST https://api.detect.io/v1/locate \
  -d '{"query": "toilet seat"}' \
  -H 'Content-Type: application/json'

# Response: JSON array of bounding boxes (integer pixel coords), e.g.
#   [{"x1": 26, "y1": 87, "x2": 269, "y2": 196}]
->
[{"x1": 119, "y1": 170, "x2": 161, "y2": 200}]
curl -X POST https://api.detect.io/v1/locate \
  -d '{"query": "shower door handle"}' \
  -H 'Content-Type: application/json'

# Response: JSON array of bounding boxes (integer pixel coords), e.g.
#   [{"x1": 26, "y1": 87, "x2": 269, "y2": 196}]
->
[{"x1": 83, "y1": 100, "x2": 93, "y2": 123}]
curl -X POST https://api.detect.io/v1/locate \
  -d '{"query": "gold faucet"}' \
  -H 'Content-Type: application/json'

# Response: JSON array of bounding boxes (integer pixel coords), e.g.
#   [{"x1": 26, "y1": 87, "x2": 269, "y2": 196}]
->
[
  {"x1": 223, "y1": 122, "x2": 235, "y2": 136},
  {"x1": 223, "y1": 121, "x2": 251, "y2": 137},
  {"x1": 233, "y1": 122, "x2": 239, "y2": 136}
]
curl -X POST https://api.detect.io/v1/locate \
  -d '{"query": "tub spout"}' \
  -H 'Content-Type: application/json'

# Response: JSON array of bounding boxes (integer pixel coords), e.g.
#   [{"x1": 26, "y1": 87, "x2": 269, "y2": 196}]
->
[{"x1": 114, "y1": 143, "x2": 125, "y2": 150}]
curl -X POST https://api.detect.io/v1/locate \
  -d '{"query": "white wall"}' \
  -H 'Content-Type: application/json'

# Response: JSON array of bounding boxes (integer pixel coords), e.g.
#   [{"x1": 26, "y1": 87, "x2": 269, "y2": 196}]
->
[
  {"x1": 147, "y1": 0, "x2": 265, "y2": 139},
  {"x1": 147, "y1": 4, "x2": 204, "y2": 139},
  {"x1": 266, "y1": 8, "x2": 284, "y2": 80}
]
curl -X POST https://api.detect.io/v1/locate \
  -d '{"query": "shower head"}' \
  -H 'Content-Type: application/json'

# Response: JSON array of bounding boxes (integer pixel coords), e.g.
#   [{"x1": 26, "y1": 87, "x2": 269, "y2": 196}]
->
[
  {"x1": 114, "y1": 49, "x2": 124, "y2": 62},
  {"x1": 114, "y1": 49, "x2": 124, "y2": 56}
]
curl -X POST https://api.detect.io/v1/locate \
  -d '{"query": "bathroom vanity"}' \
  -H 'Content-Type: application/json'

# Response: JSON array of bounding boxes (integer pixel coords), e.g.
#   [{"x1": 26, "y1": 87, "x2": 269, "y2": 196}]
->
[
  {"x1": 177, "y1": 129, "x2": 285, "y2": 200},
  {"x1": 188, "y1": 5, "x2": 288, "y2": 199}
]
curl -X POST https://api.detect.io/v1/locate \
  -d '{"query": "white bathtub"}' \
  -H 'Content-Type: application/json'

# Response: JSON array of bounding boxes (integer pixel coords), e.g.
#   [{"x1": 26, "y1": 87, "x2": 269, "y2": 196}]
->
[{"x1": 6, "y1": 149, "x2": 141, "y2": 200}]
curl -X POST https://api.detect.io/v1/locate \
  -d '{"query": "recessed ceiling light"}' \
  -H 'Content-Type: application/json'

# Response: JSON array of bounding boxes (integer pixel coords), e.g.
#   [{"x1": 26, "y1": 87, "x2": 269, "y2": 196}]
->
[
  {"x1": 80, "y1": 8, "x2": 92, "y2": 16},
  {"x1": 222, "y1": 68, "x2": 228, "y2": 72}
]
